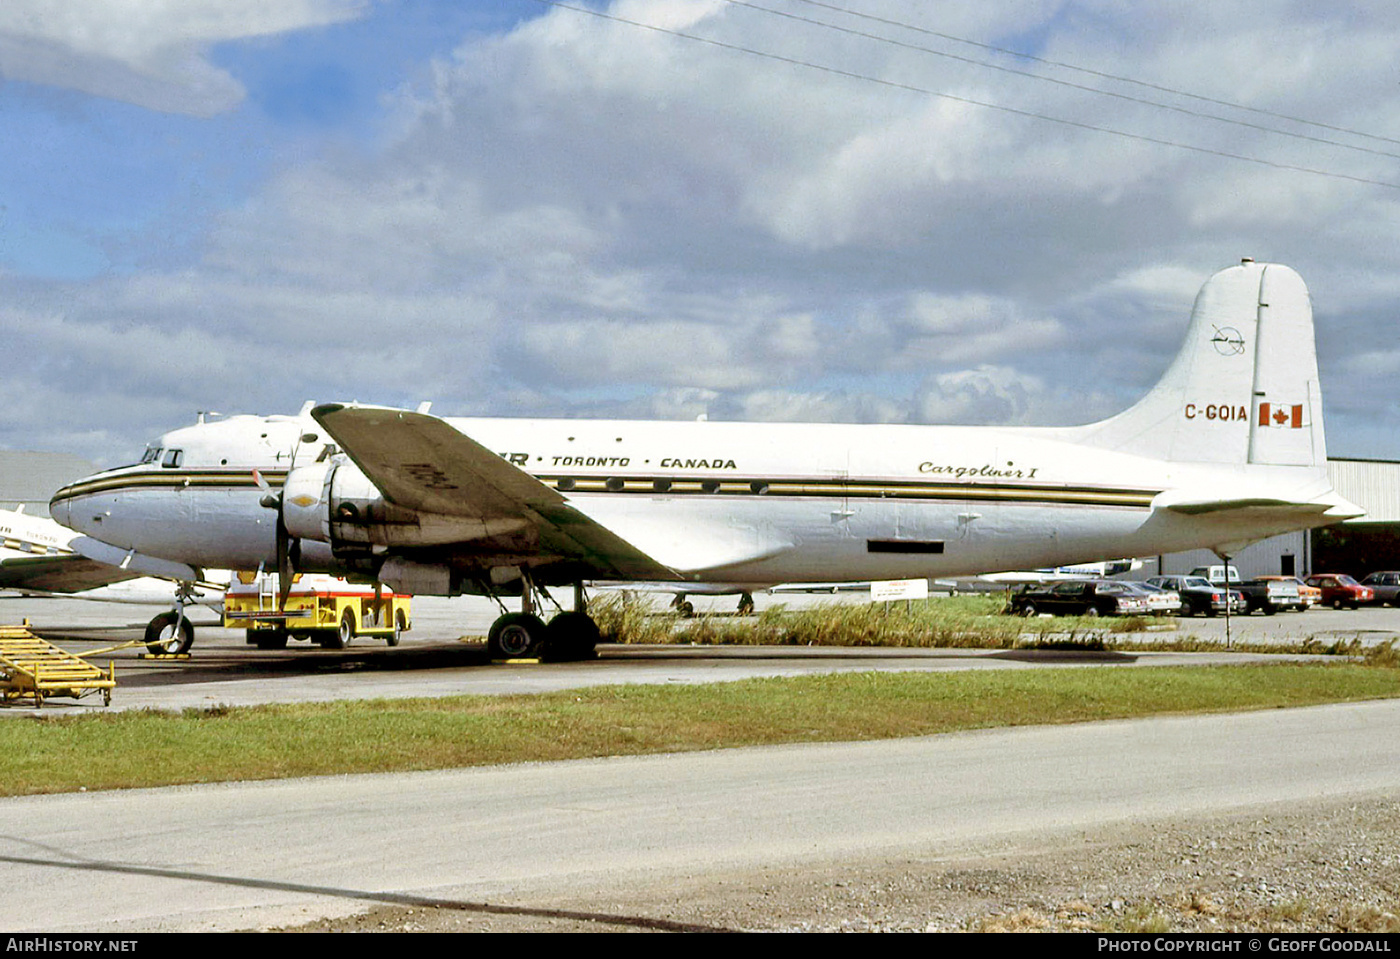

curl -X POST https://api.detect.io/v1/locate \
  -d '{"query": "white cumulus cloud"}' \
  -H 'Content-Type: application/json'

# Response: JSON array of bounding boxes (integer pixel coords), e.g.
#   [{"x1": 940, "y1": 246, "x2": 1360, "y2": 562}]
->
[{"x1": 0, "y1": 0, "x2": 366, "y2": 115}]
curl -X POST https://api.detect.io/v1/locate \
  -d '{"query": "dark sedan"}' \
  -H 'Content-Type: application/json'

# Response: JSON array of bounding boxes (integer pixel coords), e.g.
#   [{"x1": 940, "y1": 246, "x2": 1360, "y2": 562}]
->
[{"x1": 1006, "y1": 580, "x2": 1151, "y2": 617}]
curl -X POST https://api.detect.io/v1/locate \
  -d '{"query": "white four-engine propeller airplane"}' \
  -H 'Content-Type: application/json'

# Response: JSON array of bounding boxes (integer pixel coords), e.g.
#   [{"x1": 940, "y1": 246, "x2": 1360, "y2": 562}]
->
[{"x1": 50, "y1": 260, "x2": 1362, "y2": 658}]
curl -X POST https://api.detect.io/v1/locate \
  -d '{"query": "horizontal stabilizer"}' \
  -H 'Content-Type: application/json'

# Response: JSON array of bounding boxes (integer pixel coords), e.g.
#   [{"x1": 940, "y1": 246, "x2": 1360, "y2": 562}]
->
[{"x1": 1164, "y1": 498, "x2": 1334, "y2": 516}]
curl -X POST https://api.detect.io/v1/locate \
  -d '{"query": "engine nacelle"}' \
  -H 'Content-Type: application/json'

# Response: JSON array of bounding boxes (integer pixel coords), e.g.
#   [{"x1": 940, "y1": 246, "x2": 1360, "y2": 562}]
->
[
  {"x1": 281, "y1": 458, "x2": 530, "y2": 549},
  {"x1": 378, "y1": 558, "x2": 460, "y2": 596}
]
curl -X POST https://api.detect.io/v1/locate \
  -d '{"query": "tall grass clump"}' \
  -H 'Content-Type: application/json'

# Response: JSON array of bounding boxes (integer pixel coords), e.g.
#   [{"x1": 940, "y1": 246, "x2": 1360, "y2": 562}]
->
[{"x1": 589, "y1": 593, "x2": 1149, "y2": 649}]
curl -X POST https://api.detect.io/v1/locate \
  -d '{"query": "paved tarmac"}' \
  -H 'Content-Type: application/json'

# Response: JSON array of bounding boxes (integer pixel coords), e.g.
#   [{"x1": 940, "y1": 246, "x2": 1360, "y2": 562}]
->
[
  {"x1": 2, "y1": 591, "x2": 1395, "y2": 714},
  {"x1": 5, "y1": 699, "x2": 1399, "y2": 932}
]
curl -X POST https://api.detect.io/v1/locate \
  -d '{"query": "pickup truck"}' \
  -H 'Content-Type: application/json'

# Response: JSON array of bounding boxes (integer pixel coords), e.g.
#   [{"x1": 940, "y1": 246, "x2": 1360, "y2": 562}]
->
[
  {"x1": 1188, "y1": 566, "x2": 1303, "y2": 614},
  {"x1": 1145, "y1": 575, "x2": 1243, "y2": 617}
]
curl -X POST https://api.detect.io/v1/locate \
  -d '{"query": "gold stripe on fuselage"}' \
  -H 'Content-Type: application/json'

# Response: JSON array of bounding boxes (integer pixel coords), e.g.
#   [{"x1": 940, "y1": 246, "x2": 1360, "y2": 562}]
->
[
  {"x1": 51, "y1": 470, "x2": 290, "y2": 502},
  {"x1": 52, "y1": 469, "x2": 1158, "y2": 511}
]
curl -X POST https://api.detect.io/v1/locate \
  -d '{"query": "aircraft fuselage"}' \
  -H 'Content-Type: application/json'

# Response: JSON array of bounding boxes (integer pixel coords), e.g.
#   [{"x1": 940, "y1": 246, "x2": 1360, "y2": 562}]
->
[{"x1": 49, "y1": 414, "x2": 1345, "y2": 590}]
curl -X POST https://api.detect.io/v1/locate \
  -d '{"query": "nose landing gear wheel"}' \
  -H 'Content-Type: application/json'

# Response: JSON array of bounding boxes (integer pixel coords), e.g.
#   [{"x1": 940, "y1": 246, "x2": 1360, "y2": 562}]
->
[{"x1": 145, "y1": 612, "x2": 194, "y2": 655}]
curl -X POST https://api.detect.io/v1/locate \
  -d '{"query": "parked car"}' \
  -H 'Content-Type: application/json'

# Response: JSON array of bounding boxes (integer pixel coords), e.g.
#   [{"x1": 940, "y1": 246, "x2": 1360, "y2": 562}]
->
[
  {"x1": 1358, "y1": 571, "x2": 1400, "y2": 607},
  {"x1": 1121, "y1": 581, "x2": 1180, "y2": 617},
  {"x1": 1304, "y1": 574, "x2": 1374, "y2": 609},
  {"x1": 1145, "y1": 576, "x2": 1245, "y2": 617},
  {"x1": 1255, "y1": 575, "x2": 1321, "y2": 609},
  {"x1": 1006, "y1": 580, "x2": 1151, "y2": 617}
]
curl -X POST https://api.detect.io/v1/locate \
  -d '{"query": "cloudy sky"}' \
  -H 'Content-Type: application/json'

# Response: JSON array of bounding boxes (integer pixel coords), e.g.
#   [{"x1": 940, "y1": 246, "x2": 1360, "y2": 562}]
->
[{"x1": 3, "y1": 0, "x2": 1399, "y2": 466}]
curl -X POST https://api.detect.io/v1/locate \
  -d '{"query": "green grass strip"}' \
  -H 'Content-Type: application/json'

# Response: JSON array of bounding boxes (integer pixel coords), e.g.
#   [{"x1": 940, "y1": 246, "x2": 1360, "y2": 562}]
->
[{"x1": 3, "y1": 663, "x2": 1398, "y2": 797}]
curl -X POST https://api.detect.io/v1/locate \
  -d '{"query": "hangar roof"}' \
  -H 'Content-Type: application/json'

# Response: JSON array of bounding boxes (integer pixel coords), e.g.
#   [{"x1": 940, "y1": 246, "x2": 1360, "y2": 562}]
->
[{"x1": 0, "y1": 451, "x2": 99, "y2": 518}]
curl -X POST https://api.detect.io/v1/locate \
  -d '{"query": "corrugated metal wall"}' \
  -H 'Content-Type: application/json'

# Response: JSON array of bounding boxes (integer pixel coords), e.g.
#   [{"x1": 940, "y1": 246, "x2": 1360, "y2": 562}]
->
[{"x1": 1329, "y1": 459, "x2": 1400, "y2": 524}]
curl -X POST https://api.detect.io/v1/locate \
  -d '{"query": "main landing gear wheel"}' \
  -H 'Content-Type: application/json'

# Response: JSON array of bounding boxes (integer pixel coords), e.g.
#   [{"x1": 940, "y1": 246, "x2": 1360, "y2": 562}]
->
[
  {"x1": 488, "y1": 613, "x2": 547, "y2": 659},
  {"x1": 544, "y1": 611, "x2": 601, "y2": 662},
  {"x1": 145, "y1": 611, "x2": 194, "y2": 655}
]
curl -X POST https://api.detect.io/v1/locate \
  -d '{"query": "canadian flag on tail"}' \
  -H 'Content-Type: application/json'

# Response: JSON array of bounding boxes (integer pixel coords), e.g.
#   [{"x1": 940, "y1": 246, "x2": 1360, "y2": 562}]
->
[{"x1": 1258, "y1": 402, "x2": 1303, "y2": 429}]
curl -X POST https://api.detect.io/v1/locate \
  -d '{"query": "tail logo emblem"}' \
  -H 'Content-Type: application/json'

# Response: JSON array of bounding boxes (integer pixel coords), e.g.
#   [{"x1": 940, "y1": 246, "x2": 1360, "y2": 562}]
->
[{"x1": 1211, "y1": 326, "x2": 1246, "y2": 356}]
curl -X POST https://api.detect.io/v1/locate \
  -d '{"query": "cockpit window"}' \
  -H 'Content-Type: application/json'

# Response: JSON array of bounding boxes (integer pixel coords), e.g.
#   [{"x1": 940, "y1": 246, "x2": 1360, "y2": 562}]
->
[
  {"x1": 161, "y1": 448, "x2": 183, "y2": 469},
  {"x1": 140, "y1": 447, "x2": 161, "y2": 465}
]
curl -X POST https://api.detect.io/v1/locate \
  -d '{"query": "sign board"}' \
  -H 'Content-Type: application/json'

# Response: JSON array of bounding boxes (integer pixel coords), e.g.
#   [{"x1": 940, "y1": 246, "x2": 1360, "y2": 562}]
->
[{"x1": 870, "y1": 579, "x2": 929, "y2": 602}]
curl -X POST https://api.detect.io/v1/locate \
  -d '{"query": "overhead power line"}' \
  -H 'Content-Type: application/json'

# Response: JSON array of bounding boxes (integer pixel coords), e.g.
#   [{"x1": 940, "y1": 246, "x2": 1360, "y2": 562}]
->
[
  {"x1": 728, "y1": 0, "x2": 1400, "y2": 162},
  {"x1": 791, "y1": 0, "x2": 1400, "y2": 150},
  {"x1": 526, "y1": 0, "x2": 1400, "y2": 190}
]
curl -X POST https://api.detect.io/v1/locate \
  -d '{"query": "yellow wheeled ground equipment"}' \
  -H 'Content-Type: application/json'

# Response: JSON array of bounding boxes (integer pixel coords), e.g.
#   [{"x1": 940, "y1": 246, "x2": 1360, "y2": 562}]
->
[
  {"x1": 0, "y1": 624, "x2": 116, "y2": 708},
  {"x1": 224, "y1": 572, "x2": 411, "y2": 650}
]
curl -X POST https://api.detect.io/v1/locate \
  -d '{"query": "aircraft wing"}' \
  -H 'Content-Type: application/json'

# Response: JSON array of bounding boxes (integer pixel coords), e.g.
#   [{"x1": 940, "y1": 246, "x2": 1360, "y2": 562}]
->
[
  {"x1": 0, "y1": 553, "x2": 142, "y2": 594},
  {"x1": 312, "y1": 404, "x2": 680, "y2": 580}
]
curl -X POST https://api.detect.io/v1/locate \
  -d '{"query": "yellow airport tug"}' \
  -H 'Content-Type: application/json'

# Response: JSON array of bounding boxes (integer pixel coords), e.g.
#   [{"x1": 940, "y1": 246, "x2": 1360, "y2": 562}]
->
[{"x1": 224, "y1": 572, "x2": 411, "y2": 650}]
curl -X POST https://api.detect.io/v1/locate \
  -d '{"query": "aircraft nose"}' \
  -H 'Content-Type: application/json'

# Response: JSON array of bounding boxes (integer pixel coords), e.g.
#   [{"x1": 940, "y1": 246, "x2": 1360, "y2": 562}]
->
[
  {"x1": 49, "y1": 490, "x2": 72, "y2": 529},
  {"x1": 48, "y1": 483, "x2": 94, "y2": 534}
]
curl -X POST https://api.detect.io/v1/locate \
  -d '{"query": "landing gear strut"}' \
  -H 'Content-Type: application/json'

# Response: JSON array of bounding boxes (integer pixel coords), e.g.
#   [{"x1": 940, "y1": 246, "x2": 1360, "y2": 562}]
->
[{"x1": 486, "y1": 576, "x2": 600, "y2": 662}]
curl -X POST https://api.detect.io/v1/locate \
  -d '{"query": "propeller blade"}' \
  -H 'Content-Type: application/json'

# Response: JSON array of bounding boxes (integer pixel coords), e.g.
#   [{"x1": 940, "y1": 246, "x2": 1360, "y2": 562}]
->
[{"x1": 274, "y1": 511, "x2": 293, "y2": 611}]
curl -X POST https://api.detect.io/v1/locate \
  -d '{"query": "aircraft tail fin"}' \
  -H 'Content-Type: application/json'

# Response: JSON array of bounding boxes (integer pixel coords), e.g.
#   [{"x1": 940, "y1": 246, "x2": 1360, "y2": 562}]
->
[{"x1": 1072, "y1": 260, "x2": 1327, "y2": 468}]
